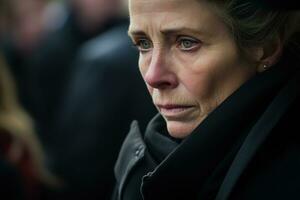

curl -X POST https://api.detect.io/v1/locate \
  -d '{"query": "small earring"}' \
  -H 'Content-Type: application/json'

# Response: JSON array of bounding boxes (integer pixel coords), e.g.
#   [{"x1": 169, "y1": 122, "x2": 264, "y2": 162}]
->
[{"x1": 257, "y1": 64, "x2": 269, "y2": 73}]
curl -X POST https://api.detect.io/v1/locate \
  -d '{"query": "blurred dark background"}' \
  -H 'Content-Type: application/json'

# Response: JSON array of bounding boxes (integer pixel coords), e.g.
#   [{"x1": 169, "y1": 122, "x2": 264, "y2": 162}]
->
[{"x1": 0, "y1": 0, "x2": 298, "y2": 199}]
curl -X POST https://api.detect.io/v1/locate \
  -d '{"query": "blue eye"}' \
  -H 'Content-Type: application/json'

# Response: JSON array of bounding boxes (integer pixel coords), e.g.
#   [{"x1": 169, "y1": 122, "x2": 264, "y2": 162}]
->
[
  {"x1": 178, "y1": 37, "x2": 200, "y2": 51},
  {"x1": 134, "y1": 39, "x2": 153, "y2": 52}
]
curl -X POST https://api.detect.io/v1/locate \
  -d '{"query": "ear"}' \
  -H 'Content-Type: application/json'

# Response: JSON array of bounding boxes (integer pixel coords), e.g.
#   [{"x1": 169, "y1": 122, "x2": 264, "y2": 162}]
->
[{"x1": 256, "y1": 36, "x2": 283, "y2": 72}]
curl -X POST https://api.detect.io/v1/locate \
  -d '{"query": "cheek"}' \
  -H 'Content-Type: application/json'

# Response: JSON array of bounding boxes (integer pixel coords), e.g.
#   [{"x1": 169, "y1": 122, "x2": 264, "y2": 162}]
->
[
  {"x1": 182, "y1": 47, "x2": 255, "y2": 106},
  {"x1": 178, "y1": 53, "x2": 220, "y2": 101},
  {"x1": 138, "y1": 54, "x2": 149, "y2": 81},
  {"x1": 138, "y1": 55, "x2": 154, "y2": 95},
  {"x1": 146, "y1": 86, "x2": 154, "y2": 96},
  {"x1": 181, "y1": 70, "x2": 215, "y2": 101}
]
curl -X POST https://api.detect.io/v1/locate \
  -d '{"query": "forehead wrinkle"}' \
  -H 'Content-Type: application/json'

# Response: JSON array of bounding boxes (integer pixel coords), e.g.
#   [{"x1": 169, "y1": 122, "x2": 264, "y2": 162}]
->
[
  {"x1": 129, "y1": 0, "x2": 226, "y2": 41},
  {"x1": 129, "y1": 0, "x2": 190, "y2": 14},
  {"x1": 129, "y1": 16, "x2": 206, "y2": 40}
]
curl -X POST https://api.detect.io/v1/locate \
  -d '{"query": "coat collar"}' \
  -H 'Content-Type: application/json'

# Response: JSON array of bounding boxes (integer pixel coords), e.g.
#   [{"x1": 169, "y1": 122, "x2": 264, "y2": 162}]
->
[
  {"x1": 216, "y1": 69, "x2": 300, "y2": 200},
  {"x1": 114, "y1": 121, "x2": 146, "y2": 200},
  {"x1": 144, "y1": 114, "x2": 180, "y2": 164},
  {"x1": 140, "y1": 63, "x2": 297, "y2": 200}
]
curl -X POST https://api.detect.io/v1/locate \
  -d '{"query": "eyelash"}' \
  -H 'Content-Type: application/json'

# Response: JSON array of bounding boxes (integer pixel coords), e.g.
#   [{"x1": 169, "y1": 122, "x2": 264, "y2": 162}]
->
[
  {"x1": 132, "y1": 36, "x2": 201, "y2": 53},
  {"x1": 177, "y1": 36, "x2": 200, "y2": 51},
  {"x1": 133, "y1": 38, "x2": 153, "y2": 53}
]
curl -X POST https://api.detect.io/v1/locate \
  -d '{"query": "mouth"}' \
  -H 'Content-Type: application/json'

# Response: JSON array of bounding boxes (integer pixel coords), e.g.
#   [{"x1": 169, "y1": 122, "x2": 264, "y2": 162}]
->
[{"x1": 156, "y1": 104, "x2": 195, "y2": 120}]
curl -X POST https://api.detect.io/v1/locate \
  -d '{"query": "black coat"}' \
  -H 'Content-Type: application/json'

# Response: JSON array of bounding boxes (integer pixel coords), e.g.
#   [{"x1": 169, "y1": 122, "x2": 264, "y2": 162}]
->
[{"x1": 112, "y1": 51, "x2": 300, "y2": 200}]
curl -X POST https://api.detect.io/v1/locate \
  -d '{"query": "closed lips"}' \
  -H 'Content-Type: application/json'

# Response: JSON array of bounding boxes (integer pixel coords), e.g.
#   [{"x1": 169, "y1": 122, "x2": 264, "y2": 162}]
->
[{"x1": 157, "y1": 104, "x2": 195, "y2": 114}]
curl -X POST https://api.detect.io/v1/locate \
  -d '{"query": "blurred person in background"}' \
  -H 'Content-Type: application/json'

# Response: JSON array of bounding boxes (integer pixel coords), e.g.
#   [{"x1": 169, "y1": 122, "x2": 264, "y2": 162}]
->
[
  {"x1": 41, "y1": 0, "x2": 157, "y2": 199},
  {"x1": 26, "y1": 0, "x2": 128, "y2": 149},
  {"x1": 0, "y1": 1, "x2": 62, "y2": 199},
  {"x1": 2, "y1": 0, "x2": 154, "y2": 199},
  {"x1": 1, "y1": 0, "x2": 48, "y2": 55},
  {"x1": 0, "y1": 53, "x2": 61, "y2": 200},
  {"x1": 0, "y1": 0, "x2": 60, "y2": 132},
  {"x1": 48, "y1": 23, "x2": 157, "y2": 199}
]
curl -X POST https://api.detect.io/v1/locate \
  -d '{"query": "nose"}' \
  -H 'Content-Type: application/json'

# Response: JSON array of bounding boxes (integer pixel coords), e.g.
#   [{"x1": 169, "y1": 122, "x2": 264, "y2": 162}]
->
[{"x1": 143, "y1": 49, "x2": 178, "y2": 90}]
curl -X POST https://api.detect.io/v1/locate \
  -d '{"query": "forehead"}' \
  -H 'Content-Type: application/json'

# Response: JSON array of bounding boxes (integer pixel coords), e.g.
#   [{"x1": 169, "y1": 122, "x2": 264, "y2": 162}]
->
[
  {"x1": 128, "y1": 0, "x2": 228, "y2": 39},
  {"x1": 129, "y1": 0, "x2": 189, "y2": 13}
]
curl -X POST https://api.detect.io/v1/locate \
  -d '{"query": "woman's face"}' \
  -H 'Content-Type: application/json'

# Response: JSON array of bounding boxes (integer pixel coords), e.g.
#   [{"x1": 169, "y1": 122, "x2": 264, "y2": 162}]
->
[{"x1": 129, "y1": 0, "x2": 259, "y2": 138}]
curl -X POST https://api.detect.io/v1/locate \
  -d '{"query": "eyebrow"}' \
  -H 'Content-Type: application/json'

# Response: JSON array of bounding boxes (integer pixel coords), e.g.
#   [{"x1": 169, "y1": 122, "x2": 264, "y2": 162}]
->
[
  {"x1": 128, "y1": 27, "x2": 204, "y2": 38},
  {"x1": 127, "y1": 29, "x2": 145, "y2": 37}
]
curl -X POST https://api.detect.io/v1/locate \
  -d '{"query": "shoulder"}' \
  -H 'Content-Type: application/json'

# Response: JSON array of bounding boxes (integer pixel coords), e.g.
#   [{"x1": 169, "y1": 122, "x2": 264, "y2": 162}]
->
[
  {"x1": 78, "y1": 22, "x2": 136, "y2": 63},
  {"x1": 72, "y1": 21, "x2": 139, "y2": 83},
  {"x1": 230, "y1": 73, "x2": 300, "y2": 199}
]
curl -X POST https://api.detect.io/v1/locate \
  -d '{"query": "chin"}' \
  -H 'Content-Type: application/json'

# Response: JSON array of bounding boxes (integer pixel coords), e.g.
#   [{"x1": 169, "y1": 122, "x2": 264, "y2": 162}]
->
[{"x1": 166, "y1": 121, "x2": 197, "y2": 139}]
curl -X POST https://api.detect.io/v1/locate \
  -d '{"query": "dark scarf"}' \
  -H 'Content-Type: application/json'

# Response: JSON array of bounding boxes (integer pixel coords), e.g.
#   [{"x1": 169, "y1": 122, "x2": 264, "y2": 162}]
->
[
  {"x1": 144, "y1": 115, "x2": 180, "y2": 164},
  {"x1": 141, "y1": 58, "x2": 297, "y2": 200}
]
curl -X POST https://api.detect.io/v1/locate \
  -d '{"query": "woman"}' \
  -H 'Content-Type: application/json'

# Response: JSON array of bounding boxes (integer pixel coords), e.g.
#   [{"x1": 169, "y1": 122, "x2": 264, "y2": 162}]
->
[
  {"x1": 113, "y1": 0, "x2": 300, "y2": 199},
  {"x1": 0, "y1": 53, "x2": 60, "y2": 199}
]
